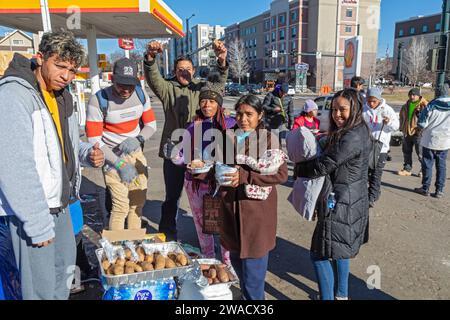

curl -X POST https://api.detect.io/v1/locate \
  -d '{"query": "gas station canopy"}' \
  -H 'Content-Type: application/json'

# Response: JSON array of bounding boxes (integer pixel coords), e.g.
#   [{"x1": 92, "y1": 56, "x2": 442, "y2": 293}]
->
[
  {"x1": 0, "y1": 0, "x2": 184, "y2": 93},
  {"x1": 0, "y1": 0, "x2": 184, "y2": 38}
]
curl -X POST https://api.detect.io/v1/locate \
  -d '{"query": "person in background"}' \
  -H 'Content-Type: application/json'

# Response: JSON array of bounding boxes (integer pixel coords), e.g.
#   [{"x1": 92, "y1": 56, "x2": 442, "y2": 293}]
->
[
  {"x1": 86, "y1": 58, "x2": 157, "y2": 231},
  {"x1": 350, "y1": 76, "x2": 366, "y2": 102},
  {"x1": 263, "y1": 83, "x2": 294, "y2": 139},
  {"x1": 363, "y1": 87, "x2": 399, "y2": 208},
  {"x1": 292, "y1": 99, "x2": 321, "y2": 132},
  {"x1": 144, "y1": 40, "x2": 228, "y2": 241},
  {"x1": 414, "y1": 84, "x2": 450, "y2": 199},
  {"x1": 295, "y1": 88, "x2": 371, "y2": 300},
  {"x1": 398, "y1": 88, "x2": 428, "y2": 177}
]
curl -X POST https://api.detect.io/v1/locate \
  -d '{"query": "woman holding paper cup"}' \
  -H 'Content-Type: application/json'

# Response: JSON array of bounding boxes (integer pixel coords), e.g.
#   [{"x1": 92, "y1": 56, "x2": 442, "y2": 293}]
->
[{"x1": 218, "y1": 94, "x2": 288, "y2": 300}]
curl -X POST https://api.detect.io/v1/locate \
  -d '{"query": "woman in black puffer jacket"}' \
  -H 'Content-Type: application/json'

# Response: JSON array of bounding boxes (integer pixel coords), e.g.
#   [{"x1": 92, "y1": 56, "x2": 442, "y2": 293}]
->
[{"x1": 295, "y1": 88, "x2": 371, "y2": 300}]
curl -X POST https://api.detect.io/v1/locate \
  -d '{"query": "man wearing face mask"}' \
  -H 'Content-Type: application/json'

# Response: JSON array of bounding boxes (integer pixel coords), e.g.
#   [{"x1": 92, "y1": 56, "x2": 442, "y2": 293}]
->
[
  {"x1": 144, "y1": 40, "x2": 228, "y2": 241},
  {"x1": 86, "y1": 58, "x2": 157, "y2": 231}
]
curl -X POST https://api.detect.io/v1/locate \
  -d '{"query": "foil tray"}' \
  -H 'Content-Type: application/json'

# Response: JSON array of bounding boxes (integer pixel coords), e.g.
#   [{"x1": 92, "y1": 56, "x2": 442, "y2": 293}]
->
[
  {"x1": 194, "y1": 258, "x2": 239, "y2": 288},
  {"x1": 97, "y1": 242, "x2": 195, "y2": 288}
]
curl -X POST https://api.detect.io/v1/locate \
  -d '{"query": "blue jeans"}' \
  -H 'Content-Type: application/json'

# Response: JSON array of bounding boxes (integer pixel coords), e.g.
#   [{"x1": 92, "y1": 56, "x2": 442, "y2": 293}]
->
[
  {"x1": 421, "y1": 147, "x2": 448, "y2": 193},
  {"x1": 230, "y1": 252, "x2": 269, "y2": 300},
  {"x1": 159, "y1": 159, "x2": 186, "y2": 240},
  {"x1": 311, "y1": 254, "x2": 350, "y2": 300}
]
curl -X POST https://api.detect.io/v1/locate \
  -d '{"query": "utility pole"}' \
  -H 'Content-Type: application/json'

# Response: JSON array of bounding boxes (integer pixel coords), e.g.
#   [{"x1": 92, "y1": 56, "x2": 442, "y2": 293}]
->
[{"x1": 436, "y1": 0, "x2": 450, "y2": 97}]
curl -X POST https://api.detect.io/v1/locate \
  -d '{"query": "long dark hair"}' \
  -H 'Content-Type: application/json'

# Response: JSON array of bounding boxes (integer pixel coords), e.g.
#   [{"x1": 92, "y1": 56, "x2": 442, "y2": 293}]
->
[
  {"x1": 327, "y1": 88, "x2": 367, "y2": 148},
  {"x1": 234, "y1": 94, "x2": 265, "y2": 129}
]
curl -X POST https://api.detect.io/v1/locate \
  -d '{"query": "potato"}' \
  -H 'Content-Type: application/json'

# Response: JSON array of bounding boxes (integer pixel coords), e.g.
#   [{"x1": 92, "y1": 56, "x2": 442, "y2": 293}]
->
[
  {"x1": 134, "y1": 264, "x2": 143, "y2": 273},
  {"x1": 176, "y1": 254, "x2": 188, "y2": 266},
  {"x1": 208, "y1": 268, "x2": 217, "y2": 279},
  {"x1": 101, "y1": 259, "x2": 111, "y2": 271},
  {"x1": 217, "y1": 267, "x2": 229, "y2": 283},
  {"x1": 124, "y1": 249, "x2": 132, "y2": 260},
  {"x1": 125, "y1": 266, "x2": 135, "y2": 274},
  {"x1": 125, "y1": 261, "x2": 136, "y2": 268},
  {"x1": 113, "y1": 265, "x2": 124, "y2": 276},
  {"x1": 116, "y1": 259, "x2": 126, "y2": 267},
  {"x1": 141, "y1": 262, "x2": 154, "y2": 271},
  {"x1": 167, "y1": 252, "x2": 177, "y2": 261},
  {"x1": 154, "y1": 254, "x2": 165, "y2": 270},
  {"x1": 144, "y1": 254, "x2": 154, "y2": 263},
  {"x1": 106, "y1": 265, "x2": 115, "y2": 276},
  {"x1": 165, "y1": 257, "x2": 177, "y2": 269},
  {"x1": 136, "y1": 247, "x2": 146, "y2": 262},
  {"x1": 200, "y1": 264, "x2": 211, "y2": 271},
  {"x1": 213, "y1": 278, "x2": 220, "y2": 284},
  {"x1": 136, "y1": 246, "x2": 145, "y2": 256}
]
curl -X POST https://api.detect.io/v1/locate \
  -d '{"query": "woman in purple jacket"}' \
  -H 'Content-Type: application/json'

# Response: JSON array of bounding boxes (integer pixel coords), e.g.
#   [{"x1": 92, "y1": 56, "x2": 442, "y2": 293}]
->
[{"x1": 173, "y1": 84, "x2": 235, "y2": 264}]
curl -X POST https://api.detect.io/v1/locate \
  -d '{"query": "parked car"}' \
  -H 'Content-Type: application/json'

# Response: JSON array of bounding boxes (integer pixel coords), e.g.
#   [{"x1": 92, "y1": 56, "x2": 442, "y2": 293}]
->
[
  {"x1": 313, "y1": 95, "x2": 403, "y2": 146},
  {"x1": 229, "y1": 84, "x2": 249, "y2": 96},
  {"x1": 287, "y1": 85, "x2": 296, "y2": 96},
  {"x1": 247, "y1": 84, "x2": 263, "y2": 95}
]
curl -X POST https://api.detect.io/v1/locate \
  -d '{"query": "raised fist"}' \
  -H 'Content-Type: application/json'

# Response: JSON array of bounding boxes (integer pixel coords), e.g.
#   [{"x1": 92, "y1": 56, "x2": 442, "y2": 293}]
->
[{"x1": 146, "y1": 41, "x2": 163, "y2": 60}]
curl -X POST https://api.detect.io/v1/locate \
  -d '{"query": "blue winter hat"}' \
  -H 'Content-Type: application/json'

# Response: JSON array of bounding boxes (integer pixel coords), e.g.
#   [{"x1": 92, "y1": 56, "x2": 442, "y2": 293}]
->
[{"x1": 367, "y1": 87, "x2": 383, "y2": 100}]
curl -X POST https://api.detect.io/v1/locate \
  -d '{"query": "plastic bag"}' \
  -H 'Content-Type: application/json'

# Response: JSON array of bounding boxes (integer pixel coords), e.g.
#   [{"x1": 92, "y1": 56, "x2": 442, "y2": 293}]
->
[{"x1": 0, "y1": 218, "x2": 22, "y2": 300}]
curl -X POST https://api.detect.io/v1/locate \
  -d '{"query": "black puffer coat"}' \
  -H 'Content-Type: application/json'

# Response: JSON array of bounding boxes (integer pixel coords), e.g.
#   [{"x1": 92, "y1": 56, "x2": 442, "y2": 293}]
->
[{"x1": 296, "y1": 123, "x2": 371, "y2": 259}]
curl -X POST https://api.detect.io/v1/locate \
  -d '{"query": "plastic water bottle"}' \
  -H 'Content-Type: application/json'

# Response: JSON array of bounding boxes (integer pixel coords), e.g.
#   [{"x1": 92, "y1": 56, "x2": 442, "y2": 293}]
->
[{"x1": 327, "y1": 193, "x2": 336, "y2": 210}]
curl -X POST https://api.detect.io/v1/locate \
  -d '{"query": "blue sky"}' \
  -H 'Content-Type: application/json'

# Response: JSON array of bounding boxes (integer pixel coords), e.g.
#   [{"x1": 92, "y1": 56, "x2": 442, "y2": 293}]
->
[{"x1": 0, "y1": 0, "x2": 444, "y2": 58}]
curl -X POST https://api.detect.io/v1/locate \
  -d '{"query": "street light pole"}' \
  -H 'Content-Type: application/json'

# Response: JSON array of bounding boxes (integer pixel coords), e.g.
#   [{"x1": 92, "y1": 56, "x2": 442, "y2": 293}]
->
[
  {"x1": 185, "y1": 14, "x2": 195, "y2": 55},
  {"x1": 436, "y1": 0, "x2": 450, "y2": 97}
]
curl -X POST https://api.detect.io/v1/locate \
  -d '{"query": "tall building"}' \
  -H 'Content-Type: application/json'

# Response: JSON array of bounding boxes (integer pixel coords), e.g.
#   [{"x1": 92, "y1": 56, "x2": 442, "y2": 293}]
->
[
  {"x1": 168, "y1": 24, "x2": 225, "y2": 74},
  {"x1": 225, "y1": 0, "x2": 381, "y2": 91},
  {"x1": 392, "y1": 14, "x2": 441, "y2": 81}
]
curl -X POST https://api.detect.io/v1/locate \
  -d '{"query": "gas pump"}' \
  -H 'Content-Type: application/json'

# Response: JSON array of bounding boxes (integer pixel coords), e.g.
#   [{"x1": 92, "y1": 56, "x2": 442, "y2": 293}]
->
[{"x1": 69, "y1": 77, "x2": 88, "y2": 128}]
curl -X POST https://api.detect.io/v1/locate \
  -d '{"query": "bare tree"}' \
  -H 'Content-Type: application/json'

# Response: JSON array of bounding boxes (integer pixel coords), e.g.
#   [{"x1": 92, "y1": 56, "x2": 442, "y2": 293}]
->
[
  {"x1": 403, "y1": 37, "x2": 430, "y2": 87},
  {"x1": 227, "y1": 39, "x2": 250, "y2": 85},
  {"x1": 109, "y1": 50, "x2": 125, "y2": 64}
]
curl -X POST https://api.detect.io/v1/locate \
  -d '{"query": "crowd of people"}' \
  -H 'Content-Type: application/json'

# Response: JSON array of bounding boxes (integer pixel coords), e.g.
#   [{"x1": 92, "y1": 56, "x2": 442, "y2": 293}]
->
[{"x1": 0, "y1": 31, "x2": 449, "y2": 301}]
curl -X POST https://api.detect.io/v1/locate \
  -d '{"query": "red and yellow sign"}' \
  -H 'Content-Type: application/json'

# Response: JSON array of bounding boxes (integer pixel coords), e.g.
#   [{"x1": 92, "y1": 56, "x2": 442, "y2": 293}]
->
[{"x1": 344, "y1": 41, "x2": 355, "y2": 68}]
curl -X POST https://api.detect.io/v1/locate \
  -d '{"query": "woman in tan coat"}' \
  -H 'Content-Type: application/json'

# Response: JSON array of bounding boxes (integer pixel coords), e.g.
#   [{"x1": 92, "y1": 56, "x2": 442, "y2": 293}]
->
[{"x1": 219, "y1": 95, "x2": 288, "y2": 300}]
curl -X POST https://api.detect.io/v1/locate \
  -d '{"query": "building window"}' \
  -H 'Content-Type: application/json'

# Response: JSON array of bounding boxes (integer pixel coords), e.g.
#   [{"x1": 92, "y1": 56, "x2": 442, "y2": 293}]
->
[
  {"x1": 279, "y1": 14, "x2": 286, "y2": 25},
  {"x1": 280, "y1": 42, "x2": 286, "y2": 52},
  {"x1": 254, "y1": 39, "x2": 257, "y2": 46},
  {"x1": 265, "y1": 34, "x2": 270, "y2": 44},
  {"x1": 265, "y1": 59, "x2": 269, "y2": 68},
  {"x1": 292, "y1": 26, "x2": 297, "y2": 38},
  {"x1": 410, "y1": 27, "x2": 416, "y2": 35},
  {"x1": 422, "y1": 25, "x2": 429, "y2": 33},
  {"x1": 291, "y1": 10, "x2": 298, "y2": 22},
  {"x1": 280, "y1": 29, "x2": 285, "y2": 40},
  {"x1": 436, "y1": 23, "x2": 441, "y2": 31},
  {"x1": 272, "y1": 32, "x2": 276, "y2": 42},
  {"x1": 345, "y1": 26, "x2": 352, "y2": 33},
  {"x1": 292, "y1": 41, "x2": 297, "y2": 50},
  {"x1": 272, "y1": 17, "x2": 276, "y2": 27},
  {"x1": 265, "y1": 20, "x2": 270, "y2": 30},
  {"x1": 254, "y1": 50, "x2": 257, "y2": 59},
  {"x1": 346, "y1": 9, "x2": 353, "y2": 18},
  {"x1": 12, "y1": 39, "x2": 24, "y2": 45},
  {"x1": 398, "y1": 29, "x2": 404, "y2": 37}
]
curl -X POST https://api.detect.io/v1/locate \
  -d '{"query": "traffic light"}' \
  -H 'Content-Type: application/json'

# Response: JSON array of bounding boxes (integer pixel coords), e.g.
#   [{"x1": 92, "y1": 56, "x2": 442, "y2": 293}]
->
[{"x1": 427, "y1": 48, "x2": 439, "y2": 72}]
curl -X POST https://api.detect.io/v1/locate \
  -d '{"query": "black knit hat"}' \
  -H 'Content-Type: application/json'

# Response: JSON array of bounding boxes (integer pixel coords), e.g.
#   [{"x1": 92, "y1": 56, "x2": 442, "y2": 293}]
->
[
  {"x1": 199, "y1": 82, "x2": 224, "y2": 106},
  {"x1": 409, "y1": 87, "x2": 421, "y2": 97}
]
